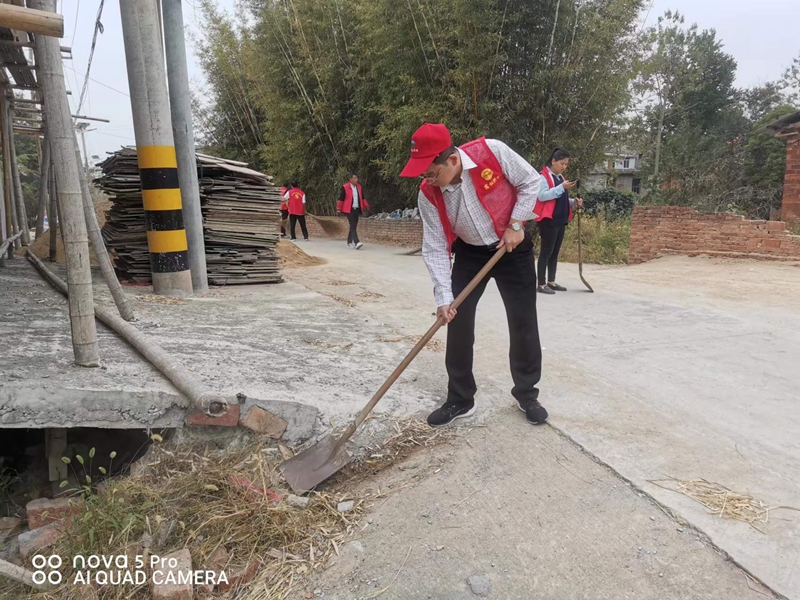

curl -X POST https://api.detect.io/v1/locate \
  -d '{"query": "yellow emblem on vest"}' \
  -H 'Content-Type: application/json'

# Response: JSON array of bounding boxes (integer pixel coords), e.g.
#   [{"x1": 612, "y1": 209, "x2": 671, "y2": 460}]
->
[{"x1": 481, "y1": 168, "x2": 494, "y2": 181}]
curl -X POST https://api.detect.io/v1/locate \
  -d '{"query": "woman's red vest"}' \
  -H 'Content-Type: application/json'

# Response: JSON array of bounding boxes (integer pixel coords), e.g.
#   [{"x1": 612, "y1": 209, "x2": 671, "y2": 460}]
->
[
  {"x1": 288, "y1": 188, "x2": 306, "y2": 216},
  {"x1": 419, "y1": 137, "x2": 517, "y2": 250},
  {"x1": 337, "y1": 183, "x2": 370, "y2": 214},
  {"x1": 533, "y1": 166, "x2": 572, "y2": 223},
  {"x1": 280, "y1": 187, "x2": 288, "y2": 211}
]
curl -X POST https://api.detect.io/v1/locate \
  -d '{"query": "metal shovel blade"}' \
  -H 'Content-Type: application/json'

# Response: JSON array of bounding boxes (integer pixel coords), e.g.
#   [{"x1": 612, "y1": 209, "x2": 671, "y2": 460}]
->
[{"x1": 279, "y1": 434, "x2": 352, "y2": 493}]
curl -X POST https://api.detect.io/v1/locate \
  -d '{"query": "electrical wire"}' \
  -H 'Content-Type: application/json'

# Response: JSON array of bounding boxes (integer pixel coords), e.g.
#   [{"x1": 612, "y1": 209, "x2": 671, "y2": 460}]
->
[
  {"x1": 63, "y1": 64, "x2": 130, "y2": 98},
  {"x1": 76, "y1": 0, "x2": 107, "y2": 115}
]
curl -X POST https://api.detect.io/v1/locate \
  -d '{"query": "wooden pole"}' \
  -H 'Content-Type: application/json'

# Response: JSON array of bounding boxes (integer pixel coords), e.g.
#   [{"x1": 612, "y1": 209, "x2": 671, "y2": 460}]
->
[
  {"x1": 7, "y1": 100, "x2": 31, "y2": 246},
  {"x1": 35, "y1": 136, "x2": 50, "y2": 239},
  {"x1": 48, "y1": 164, "x2": 56, "y2": 261},
  {"x1": 73, "y1": 138, "x2": 135, "y2": 320},
  {"x1": 0, "y1": 3, "x2": 64, "y2": 37},
  {"x1": 0, "y1": 95, "x2": 20, "y2": 252},
  {"x1": 0, "y1": 230, "x2": 22, "y2": 258},
  {"x1": 30, "y1": 0, "x2": 99, "y2": 366},
  {"x1": 120, "y1": 0, "x2": 193, "y2": 297},
  {"x1": 0, "y1": 556, "x2": 39, "y2": 588},
  {"x1": 27, "y1": 249, "x2": 230, "y2": 417}
]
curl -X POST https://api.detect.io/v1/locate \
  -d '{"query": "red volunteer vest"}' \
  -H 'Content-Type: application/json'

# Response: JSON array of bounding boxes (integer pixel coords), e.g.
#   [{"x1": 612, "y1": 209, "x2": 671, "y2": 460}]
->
[
  {"x1": 288, "y1": 188, "x2": 306, "y2": 216},
  {"x1": 280, "y1": 187, "x2": 288, "y2": 211},
  {"x1": 533, "y1": 166, "x2": 573, "y2": 222},
  {"x1": 338, "y1": 183, "x2": 370, "y2": 214},
  {"x1": 419, "y1": 137, "x2": 517, "y2": 250}
]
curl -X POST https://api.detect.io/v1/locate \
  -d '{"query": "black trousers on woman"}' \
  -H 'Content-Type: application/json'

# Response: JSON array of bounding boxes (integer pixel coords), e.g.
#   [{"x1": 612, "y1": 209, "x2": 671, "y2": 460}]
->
[
  {"x1": 290, "y1": 215, "x2": 308, "y2": 240},
  {"x1": 446, "y1": 235, "x2": 542, "y2": 407},
  {"x1": 537, "y1": 218, "x2": 566, "y2": 286}
]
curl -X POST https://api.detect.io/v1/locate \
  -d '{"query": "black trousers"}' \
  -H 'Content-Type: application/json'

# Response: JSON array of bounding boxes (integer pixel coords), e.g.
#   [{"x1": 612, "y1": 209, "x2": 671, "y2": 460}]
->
[
  {"x1": 347, "y1": 208, "x2": 361, "y2": 244},
  {"x1": 537, "y1": 219, "x2": 566, "y2": 286},
  {"x1": 290, "y1": 215, "x2": 308, "y2": 240},
  {"x1": 446, "y1": 235, "x2": 542, "y2": 406}
]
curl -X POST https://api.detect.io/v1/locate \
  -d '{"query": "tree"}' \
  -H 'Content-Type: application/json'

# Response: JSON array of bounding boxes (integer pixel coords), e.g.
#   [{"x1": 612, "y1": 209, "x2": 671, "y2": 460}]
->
[
  {"x1": 194, "y1": 0, "x2": 645, "y2": 214},
  {"x1": 782, "y1": 51, "x2": 800, "y2": 105},
  {"x1": 632, "y1": 11, "x2": 747, "y2": 204}
]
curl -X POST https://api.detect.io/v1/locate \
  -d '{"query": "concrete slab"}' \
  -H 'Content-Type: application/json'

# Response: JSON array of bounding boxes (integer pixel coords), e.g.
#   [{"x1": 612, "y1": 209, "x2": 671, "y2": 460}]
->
[
  {"x1": 1, "y1": 256, "x2": 436, "y2": 438},
  {"x1": 284, "y1": 240, "x2": 800, "y2": 600},
  {"x1": 297, "y1": 410, "x2": 776, "y2": 600}
]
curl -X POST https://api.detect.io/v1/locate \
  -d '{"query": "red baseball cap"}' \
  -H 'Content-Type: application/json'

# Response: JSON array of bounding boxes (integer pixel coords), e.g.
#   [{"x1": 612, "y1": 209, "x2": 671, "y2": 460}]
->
[{"x1": 399, "y1": 123, "x2": 453, "y2": 178}]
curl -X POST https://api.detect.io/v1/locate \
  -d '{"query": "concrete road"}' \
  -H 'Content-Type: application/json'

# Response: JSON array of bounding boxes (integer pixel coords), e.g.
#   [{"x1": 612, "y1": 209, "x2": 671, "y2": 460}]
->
[
  {"x1": 286, "y1": 239, "x2": 800, "y2": 599},
  {"x1": 292, "y1": 409, "x2": 774, "y2": 600}
]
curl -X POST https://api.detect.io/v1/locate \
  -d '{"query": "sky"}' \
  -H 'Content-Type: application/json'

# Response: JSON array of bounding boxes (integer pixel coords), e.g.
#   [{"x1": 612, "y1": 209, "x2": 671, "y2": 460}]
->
[{"x1": 61, "y1": 0, "x2": 800, "y2": 164}]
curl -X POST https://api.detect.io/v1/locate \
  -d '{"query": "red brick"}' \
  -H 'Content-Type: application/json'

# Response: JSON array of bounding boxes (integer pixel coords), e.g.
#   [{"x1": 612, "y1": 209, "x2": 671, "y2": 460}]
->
[
  {"x1": 764, "y1": 239, "x2": 782, "y2": 249},
  {"x1": 187, "y1": 404, "x2": 240, "y2": 427},
  {"x1": 239, "y1": 406, "x2": 287, "y2": 438},
  {"x1": 217, "y1": 561, "x2": 260, "y2": 592},
  {"x1": 18, "y1": 521, "x2": 64, "y2": 558},
  {"x1": 26, "y1": 497, "x2": 83, "y2": 530}
]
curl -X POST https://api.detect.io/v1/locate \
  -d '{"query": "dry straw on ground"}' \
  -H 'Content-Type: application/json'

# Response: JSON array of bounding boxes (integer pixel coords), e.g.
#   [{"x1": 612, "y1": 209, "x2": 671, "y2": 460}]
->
[
  {"x1": 649, "y1": 477, "x2": 800, "y2": 532},
  {"x1": 1, "y1": 440, "x2": 363, "y2": 600}
]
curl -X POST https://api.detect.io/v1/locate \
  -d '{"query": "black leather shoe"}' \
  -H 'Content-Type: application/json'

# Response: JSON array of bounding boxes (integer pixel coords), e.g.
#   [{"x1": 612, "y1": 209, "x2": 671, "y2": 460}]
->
[
  {"x1": 537, "y1": 285, "x2": 556, "y2": 295},
  {"x1": 547, "y1": 283, "x2": 567, "y2": 292},
  {"x1": 427, "y1": 401, "x2": 476, "y2": 427}
]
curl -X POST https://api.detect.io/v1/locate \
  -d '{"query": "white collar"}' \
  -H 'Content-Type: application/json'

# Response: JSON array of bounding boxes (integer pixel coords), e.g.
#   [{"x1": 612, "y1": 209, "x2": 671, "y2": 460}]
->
[
  {"x1": 458, "y1": 148, "x2": 477, "y2": 171},
  {"x1": 441, "y1": 149, "x2": 475, "y2": 192}
]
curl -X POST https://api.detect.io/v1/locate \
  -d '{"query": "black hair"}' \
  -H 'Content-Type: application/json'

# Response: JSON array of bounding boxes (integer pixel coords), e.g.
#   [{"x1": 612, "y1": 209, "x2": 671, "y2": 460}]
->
[
  {"x1": 432, "y1": 145, "x2": 458, "y2": 166},
  {"x1": 348, "y1": 172, "x2": 358, "y2": 179},
  {"x1": 290, "y1": 180, "x2": 299, "y2": 188},
  {"x1": 282, "y1": 180, "x2": 291, "y2": 188},
  {"x1": 545, "y1": 147, "x2": 570, "y2": 168}
]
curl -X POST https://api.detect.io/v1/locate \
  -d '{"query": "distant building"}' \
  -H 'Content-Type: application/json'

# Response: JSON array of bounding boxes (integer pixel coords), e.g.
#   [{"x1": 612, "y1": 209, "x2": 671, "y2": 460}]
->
[{"x1": 585, "y1": 152, "x2": 644, "y2": 195}]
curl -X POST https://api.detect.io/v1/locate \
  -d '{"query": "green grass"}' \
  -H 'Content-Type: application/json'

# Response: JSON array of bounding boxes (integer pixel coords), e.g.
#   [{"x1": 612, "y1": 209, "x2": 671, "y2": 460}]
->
[{"x1": 544, "y1": 214, "x2": 631, "y2": 265}]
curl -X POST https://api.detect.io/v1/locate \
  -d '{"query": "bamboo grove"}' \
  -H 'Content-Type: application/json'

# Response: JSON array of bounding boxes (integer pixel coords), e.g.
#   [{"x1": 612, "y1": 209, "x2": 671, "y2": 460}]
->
[{"x1": 192, "y1": 0, "x2": 644, "y2": 214}]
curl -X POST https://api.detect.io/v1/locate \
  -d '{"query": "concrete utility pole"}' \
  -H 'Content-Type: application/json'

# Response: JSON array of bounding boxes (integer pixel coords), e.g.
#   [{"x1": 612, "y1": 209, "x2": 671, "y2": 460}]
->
[
  {"x1": 119, "y1": 0, "x2": 193, "y2": 297},
  {"x1": 76, "y1": 121, "x2": 90, "y2": 176},
  {"x1": 30, "y1": 0, "x2": 99, "y2": 366},
  {"x1": 162, "y1": 0, "x2": 208, "y2": 293}
]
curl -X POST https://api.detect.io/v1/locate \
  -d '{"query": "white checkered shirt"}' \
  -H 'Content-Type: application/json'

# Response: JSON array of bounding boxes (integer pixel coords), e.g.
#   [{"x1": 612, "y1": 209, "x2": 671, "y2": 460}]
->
[{"x1": 418, "y1": 139, "x2": 542, "y2": 307}]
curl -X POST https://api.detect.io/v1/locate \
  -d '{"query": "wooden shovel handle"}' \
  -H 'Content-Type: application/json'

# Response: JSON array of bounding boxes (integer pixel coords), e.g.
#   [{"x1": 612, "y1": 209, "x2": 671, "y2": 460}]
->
[{"x1": 333, "y1": 246, "x2": 507, "y2": 451}]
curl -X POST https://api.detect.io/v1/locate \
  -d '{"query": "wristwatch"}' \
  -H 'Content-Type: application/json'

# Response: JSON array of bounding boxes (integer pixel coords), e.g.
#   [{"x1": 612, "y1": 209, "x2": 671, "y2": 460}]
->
[{"x1": 508, "y1": 222, "x2": 522, "y2": 232}]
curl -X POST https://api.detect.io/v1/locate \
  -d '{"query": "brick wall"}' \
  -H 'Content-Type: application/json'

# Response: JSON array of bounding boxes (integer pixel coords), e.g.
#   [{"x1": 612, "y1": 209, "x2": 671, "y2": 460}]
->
[
  {"x1": 630, "y1": 206, "x2": 800, "y2": 263},
  {"x1": 783, "y1": 138, "x2": 800, "y2": 222},
  {"x1": 305, "y1": 215, "x2": 423, "y2": 247}
]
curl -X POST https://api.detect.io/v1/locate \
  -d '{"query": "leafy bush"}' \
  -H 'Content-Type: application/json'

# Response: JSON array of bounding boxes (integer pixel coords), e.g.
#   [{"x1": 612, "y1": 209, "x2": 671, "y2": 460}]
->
[{"x1": 583, "y1": 188, "x2": 638, "y2": 220}]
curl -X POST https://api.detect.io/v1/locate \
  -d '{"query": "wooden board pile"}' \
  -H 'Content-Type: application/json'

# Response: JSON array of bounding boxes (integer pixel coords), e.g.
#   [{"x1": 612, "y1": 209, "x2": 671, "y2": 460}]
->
[{"x1": 96, "y1": 148, "x2": 283, "y2": 285}]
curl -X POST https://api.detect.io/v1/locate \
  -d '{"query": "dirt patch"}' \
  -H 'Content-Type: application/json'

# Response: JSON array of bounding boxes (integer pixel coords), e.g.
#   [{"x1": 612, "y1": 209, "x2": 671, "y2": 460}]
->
[
  {"x1": 328, "y1": 280, "x2": 356, "y2": 286},
  {"x1": 278, "y1": 240, "x2": 326, "y2": 268},
  {"x1": 21, "y1": 200, "x2": 110, "y2": 267}
]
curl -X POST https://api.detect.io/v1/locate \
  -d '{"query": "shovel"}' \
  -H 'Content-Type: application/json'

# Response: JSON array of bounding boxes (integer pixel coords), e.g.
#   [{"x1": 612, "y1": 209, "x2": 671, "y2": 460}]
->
[
  {"x1": 280, "y1": 246, "x2": 508, "y2": 492},
  {"x1": 576, "y1": 207, "x2": 594, "y2": 293}
]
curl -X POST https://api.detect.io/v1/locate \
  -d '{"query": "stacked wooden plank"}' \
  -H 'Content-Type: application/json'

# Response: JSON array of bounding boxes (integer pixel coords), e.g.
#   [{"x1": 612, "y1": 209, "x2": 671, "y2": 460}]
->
[{"x1": 96, "y1": 148, "x2": 282, "y2": 285}]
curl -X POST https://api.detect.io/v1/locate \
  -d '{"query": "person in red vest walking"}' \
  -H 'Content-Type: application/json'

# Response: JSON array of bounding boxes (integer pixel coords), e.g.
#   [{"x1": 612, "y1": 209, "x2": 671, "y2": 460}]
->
[
  {"x1": 532, "y1": 148, "x2": 583, "y2": 294},
  {"x1": 283, "y1": 180, "x2": 309, "y2": 241},
  {"x1": 400, "y1": 123, "x2": 547, "y2": 428},
  {"x1": 279, "y1": 180, "x2": 290, "y2": 238},
  {"x1": 337, "y1": 172, "x2": 371, "y2": 249}
]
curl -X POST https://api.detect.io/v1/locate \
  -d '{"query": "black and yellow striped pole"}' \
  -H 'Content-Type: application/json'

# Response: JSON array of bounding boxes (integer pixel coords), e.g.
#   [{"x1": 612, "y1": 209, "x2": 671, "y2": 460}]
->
[{"x1": 120, "y1": 0, "x2": 193, "y2": 296}]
